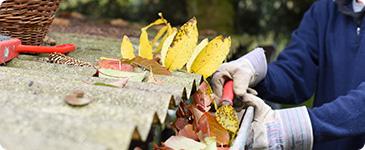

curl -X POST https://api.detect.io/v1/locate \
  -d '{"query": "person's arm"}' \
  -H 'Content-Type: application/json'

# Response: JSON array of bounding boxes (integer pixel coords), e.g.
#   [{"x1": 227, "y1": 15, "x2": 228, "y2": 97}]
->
[
  {"x1": 309, "y1": 82, "x2": 365, "y2": 142},
  {"x1": 242, "y1": 82, "x2": 365, "y2": 149},
  {"x1": 255, "y1": 0, "x2": 325, "y2": 104}
]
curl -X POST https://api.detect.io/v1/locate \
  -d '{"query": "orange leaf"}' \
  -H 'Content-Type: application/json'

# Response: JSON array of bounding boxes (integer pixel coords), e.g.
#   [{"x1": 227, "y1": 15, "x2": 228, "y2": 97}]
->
[
  {"x1": 129, "y1": 56, "x2": 171, "y2": 75},
  {"x1": 177, "y1": 124, "x2": 199, "y2": 141},
  {"x1": 198, "y1": 112, "x2": 230, "y2": 146},
  {"x1": 188, "y1": 105, "x2": 204, "y2": 128}
]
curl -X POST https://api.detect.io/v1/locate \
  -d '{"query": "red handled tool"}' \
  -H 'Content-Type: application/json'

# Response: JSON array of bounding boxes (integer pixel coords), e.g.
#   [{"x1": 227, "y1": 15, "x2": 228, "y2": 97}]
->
[
  {"x1": 0, "y1": 35, "x2": 75, "y2": 64},
  {"x1": 220, "y1": 80, "x2": 255, "y2": 150},
  {"x1": 221, "y1": 80, "x2": 234, "y2": 105}
]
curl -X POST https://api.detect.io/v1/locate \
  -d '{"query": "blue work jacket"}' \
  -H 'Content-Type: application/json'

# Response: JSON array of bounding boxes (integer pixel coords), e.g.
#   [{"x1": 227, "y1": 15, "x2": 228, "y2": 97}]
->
[{"x1": 255, "y1": 0, "x2": 365, "y2": 149}]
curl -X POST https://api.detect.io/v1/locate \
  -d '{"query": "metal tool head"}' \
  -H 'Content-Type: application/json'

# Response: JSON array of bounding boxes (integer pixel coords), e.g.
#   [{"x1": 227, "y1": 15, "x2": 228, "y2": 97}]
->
[{"x1": 0, "y1": 35, "x2": 11, "y2": 41}]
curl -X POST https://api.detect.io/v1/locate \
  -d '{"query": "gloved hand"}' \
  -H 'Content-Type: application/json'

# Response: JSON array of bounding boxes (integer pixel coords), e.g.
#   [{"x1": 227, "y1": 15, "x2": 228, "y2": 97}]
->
[
  {"x1": 242, "y1": 94, "x2": 313, "y2": 150},
  {"x1": 211, "y1": 48, "x2": 267, "y2": 98}
]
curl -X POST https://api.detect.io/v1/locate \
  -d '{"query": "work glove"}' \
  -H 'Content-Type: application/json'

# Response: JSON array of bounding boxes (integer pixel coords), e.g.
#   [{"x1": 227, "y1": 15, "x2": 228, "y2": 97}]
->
[
  {"x1": 211, "y1": 48, "x2": 267, "y2": 98},
  {"x1": 242, "y1": 94, "x2": 313, "y2": 150}
]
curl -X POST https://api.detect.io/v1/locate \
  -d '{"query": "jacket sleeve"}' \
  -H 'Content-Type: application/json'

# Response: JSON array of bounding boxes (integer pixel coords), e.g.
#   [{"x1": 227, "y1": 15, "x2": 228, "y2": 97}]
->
[
  {"x1": 308, "y1": 82, "x2": 365, "y2": 142},
  {"x1": 254, "y1": 1, "x2": 323, "y2": 104}
]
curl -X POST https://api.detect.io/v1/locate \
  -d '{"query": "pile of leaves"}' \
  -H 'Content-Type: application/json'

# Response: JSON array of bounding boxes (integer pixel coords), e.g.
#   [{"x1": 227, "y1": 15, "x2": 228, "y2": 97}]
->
[
  {"x1": 97, "y1": 13, "x2": 231, "y2": 80},
  {"x1": 95, "y1": 13, "x2": 239, "y2": 149},
  {"x1": 156, "y1": 81, "x2": 239, "y2": 150}
]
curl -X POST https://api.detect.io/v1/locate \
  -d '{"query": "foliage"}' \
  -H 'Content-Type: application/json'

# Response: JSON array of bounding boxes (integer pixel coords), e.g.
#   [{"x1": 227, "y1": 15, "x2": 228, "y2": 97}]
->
[{"x1": 163, "y1": 17, "x2": 198, "y2": 71}]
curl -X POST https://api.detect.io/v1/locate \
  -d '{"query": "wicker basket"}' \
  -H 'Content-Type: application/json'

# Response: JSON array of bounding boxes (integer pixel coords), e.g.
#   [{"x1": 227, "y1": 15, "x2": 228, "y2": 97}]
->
[{"x1": 0, "y1": 0, "x2": 61, "y2": 45}]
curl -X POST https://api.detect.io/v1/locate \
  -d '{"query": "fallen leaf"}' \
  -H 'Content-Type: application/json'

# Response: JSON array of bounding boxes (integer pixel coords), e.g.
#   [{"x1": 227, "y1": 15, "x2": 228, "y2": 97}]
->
[
  {"x1": 176, "y1": 102, "x2": 193, "y2": 120},
  {"x1": 146, "y1": 72, "x2": 163, "y2": 84},
  {"x1": 98, "y1": 69, "x2": 146, "y2": 82},
  {"x1": 64, "y1": 90, "x2": 92, "y2": 106},
  {"x1": 130, "y1": 56, "x2": 171, "y2": 75},
  {"x1": 192, "y1": 81, "x2": 214, "y2": 112},
  {"x1": 151, "y1": 25, "x2": 168, "y2": 49},
  {"x1": 199, "y1": 80, "x2": 214, "y2": 95},
  {"x1": 163, "y1": 136, "x2": 206, "y2": 150},
  {"x1": 198, "y1": 112, "x2": 230, "y2": 146},
  {"x1": 178, "y1": 124, "x2": 199, "y2": 141},
  {"x1": 94, "y1": 78, "x2": 129, "y2": 88},
  {"x1": 160, "y1": 30, "x2": 177, "y2": 66},
  {"x1": 139, "y1": 28, "x2": 154, "y2": 59},
  {"x1": 94, "y1": 82, "x2": 120, "y2": 88},
  {"x1": 192, "y1": 90, "x2": 212, "y2": 112},
  {"x1": 173, "y1": 117, "x2": 189, "y2": 131},
  {"x1": 188, "y1": 105, "x2": 204, "y2": 128},
  {"x1": 154, "y1": 24, "x2": 176, "y2": 53},
  {"x1": 98, "y1": 59, "x2": 134, "y2": 72},
  {"x1": 187, "y1": 38, "x2": 209, "y2": 73},
  {"x1": 121, "y1": 35, "x2": 136, "y2": 59},
  {"x1": 190, "y1": 36, "x2": 231, "y2": 78},
  {"x1": 216, "y1": 105, "x2": 239, "y2": 134},
  {"x1": 138, "y1": 13, "x2": 169, "y2": 59},
  {"x1": 163, "y1": 17, "x2": 199, "y2": 71}
]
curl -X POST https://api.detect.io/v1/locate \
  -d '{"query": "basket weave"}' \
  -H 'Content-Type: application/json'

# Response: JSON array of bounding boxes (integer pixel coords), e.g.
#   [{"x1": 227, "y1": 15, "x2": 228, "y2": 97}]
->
[{"x1": 0, "y1": 0, "x2": 61, "y2": 45}]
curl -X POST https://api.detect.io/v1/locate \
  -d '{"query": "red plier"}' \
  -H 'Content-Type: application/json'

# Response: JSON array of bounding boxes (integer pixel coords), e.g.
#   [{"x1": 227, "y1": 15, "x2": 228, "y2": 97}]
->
[{"x1": 0, "y1": 36, "x2": 75, "y2": 63}]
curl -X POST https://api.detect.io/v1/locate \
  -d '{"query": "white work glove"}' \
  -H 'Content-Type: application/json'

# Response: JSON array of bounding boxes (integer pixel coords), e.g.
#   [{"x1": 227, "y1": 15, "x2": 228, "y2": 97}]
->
[
  {"x1": 243, "y1": 94, "x2": 313, "y2": 150},
  {"x1": 211, "y1": 48, "x2": 267, "y2": 98}
]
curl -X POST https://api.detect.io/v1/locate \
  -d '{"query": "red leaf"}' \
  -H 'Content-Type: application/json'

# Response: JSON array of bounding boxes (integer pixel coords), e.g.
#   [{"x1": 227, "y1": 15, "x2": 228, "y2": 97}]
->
[
  {"x1": 98, "y1": 59, "x2": 134, "y2": 72},
  {"x1": 176, "y1": 102, "x2": 191, "y2": 119},
  {"x1": 177, "y1": 124, "x2": 199, "y2": 141},
  {"x1": 198, "y1": 81, "x2": 212, "y2": 94},
  {"x1": 192, "y1": 81, "x2": 213, "y2": 112},
  {"x1": 173, "y1": 117, "x2": 189, "y2": 131},
  {"x1": 198, "y1": 112, "x2": 230, "y2": 146}
]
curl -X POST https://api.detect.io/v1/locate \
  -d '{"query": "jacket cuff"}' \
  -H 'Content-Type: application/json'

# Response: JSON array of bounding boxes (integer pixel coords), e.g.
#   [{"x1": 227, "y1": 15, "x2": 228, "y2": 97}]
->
[
  {"x1": 241, "y1": 47, "x2": 267, "y2": 86},
  {"x1": 277, "y1": 106, "x2": 313, "y2": 150}
]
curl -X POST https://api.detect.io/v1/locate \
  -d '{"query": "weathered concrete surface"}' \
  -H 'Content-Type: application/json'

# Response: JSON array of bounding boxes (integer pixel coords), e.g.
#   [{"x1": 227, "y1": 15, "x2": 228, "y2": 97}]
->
[
  {"x1": 7, "y1": 58, "x2": 201, "y2": 102},
  {"x1": 0, "y1": 32, "x2": 202, "y2": 149}
]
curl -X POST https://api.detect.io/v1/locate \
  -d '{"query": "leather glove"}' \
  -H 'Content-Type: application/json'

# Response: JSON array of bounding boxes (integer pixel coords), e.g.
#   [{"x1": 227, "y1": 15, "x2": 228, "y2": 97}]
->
[
  {"x1": 242, "y1": 94, "x2": 313, "y2": 150},
  {"x1": 211, "y1": 48, "x2": 267, "y2": 98}
]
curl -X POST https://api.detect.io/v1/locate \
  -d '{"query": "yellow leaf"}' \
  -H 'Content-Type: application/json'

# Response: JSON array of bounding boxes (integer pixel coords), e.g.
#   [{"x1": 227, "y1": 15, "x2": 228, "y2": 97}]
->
[
  {"x1": 151, "y1": 25, "x2": 168, "y2": 49},
  {"x1": 187, "y1": 38, "x2": 209, "y2": 73},
  {"x1": 138, "y1": 28, "x2": 153, "y2": 59},
  {"x1": 216, "y1": 105, "x2": 239, "y2": 134},
  {"x1": 160, "y1": 30, "x2": 177, "y2": 66},
  {"x1": 138, "y1": 13, "x2": 170, "y2": 60},
  {"x1": 155, "y1": 25, "x2": 176, "y2": 53},
  {"x1": 190, "y1": 36, "x2": 231, "y2": 78},
  {"x1": 144, "y1": 13, "x2": 168, "y2": 29},
  {"x1": 121, "y1": 35, "x2": 135, "y2": 59},
  {"x1": 164, "y1": 17, "x2": 199, "y2": 71}
]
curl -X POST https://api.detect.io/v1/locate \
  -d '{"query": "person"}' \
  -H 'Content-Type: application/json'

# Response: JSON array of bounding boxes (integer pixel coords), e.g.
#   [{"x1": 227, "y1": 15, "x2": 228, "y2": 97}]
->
[{"x1": 211, "y1": 0, "x2": 365, "y2": 149}]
